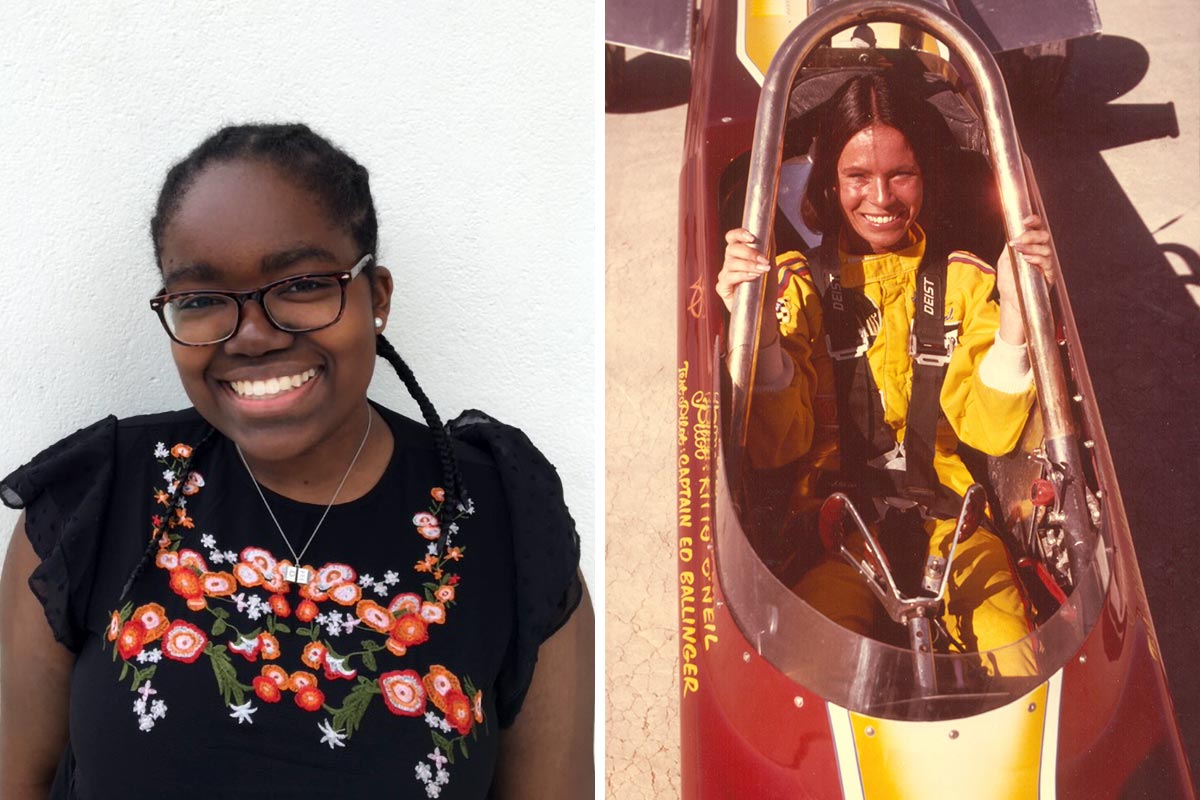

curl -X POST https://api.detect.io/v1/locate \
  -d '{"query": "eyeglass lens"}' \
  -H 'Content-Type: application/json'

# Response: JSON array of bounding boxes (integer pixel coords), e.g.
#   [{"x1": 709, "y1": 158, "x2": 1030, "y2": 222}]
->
[{"x1": 163, "y1": 275, "x2": 345, "y2": 344}]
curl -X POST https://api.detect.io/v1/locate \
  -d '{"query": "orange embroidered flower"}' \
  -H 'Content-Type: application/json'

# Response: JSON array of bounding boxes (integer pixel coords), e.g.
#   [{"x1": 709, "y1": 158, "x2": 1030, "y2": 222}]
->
[
  {"x1": 417, "y1": 525, "x2": 441, "y2": 541},
  {"x1": 162, "y1": 620, "x2": 207, "y2": 663},
  {"x1": 434, "y1": 584, "x2": 456, "y2": 603},
  {"x1": 174, "y1": 508, "x2": 194, "y2": 529},
  {"x1": 301, "y1": 642, "x2": 327, "y2": 670},
  {"x1": 170, "y1": 443, "x2": 193, "y2": 459},
  {"x1": 473, "y1": 690, "x2": 484, "y2": 723},
  {"x1": 433, "y1": 569, "x2": 444, "y2": 581},
  {"x1": 412, "y1": 512, "x2": 439, "y2": 528},
  {"x1": 419, "y1": 602, "x2": 446, "y2": 625},
  {"x1": 298, "y1": 569, "x2": 328, "y2": 601},
  {"x1": 232, "y1": 562, "x2": 262, "y2": 588},
  {"x1": 387, "y1": 593, "x2": 422, "y2": 617},
  {"x1": 295, "y1": 686, "x2": 325, "y2": 712},
  {"x1": 133, "y1": 603, "x2": 169, "y2": 642},
  {"x1": 445, "y1": 547, "x2": 463, "y2": 561},
  {"x1": 422, "y1": 665, "x2": 463, "y2": 713},
  {"x1": 177, "y1": 549, "x2": 208, "y2": 573},
  {"x1": 200, "y1": 571, "x2": 236, "y2": 597},
  {"x1": 117, "y1": 621, "x2": 146, "y2": 660},
  {"x1": 328, "y1": 582, "x2": 362, "y2": 606},
  {"x1": 386, "y1": 639, "x2": 407, "y2": 657},
  {"x1": 295, "y1": 599, "x2": 319, "y2": 623},
  {"x1": 414, "y1": 555, "x2": 437, "y2": 573},
  {"x1": 229, "y1": 634, "x2": 261, "y2": 661},
  {"x1": 315, "y1": 563, "x2": 356, "y2": 591},
  {"x1": 240, "y1": 547, "x2": 279, "y2": 580},
  {"x1": 262, "y1": 569, "x2": 289, "y2": 594},
  {"x1": 379, "y1": 670, "x2": 426, "y2": 717},
  {"x1": 355, "y1": 600, "x2": 395, "y2": 634},
  {"x1": 155, "y1": 550, "x2": 180, "y2": 570},
  {"x1": 268, "y1": 594, "x2": 291, "y2": 617},
  {"x1": 186, "y1": 596, "x2": 208, "y2": 611},
  {"x1": 445, "y1": 690, "x2": 473, "y2": 735},
  {"x1": 261, "y1": 664, "x2": 290, "y2": 688},
  {"x1": 253, "y1": 676, "x2": 282, "y2": 703},
  {"x1": 431, "y1": 487, "x2": 445, "y2": 502},
  {"x1": 258, "y1": 633, "x2": 281, "y2": 660},
  {"x1": 168, "y1": 568, "x2": 202, "y2": 600},
  {"x1": 107, "y1": 611, "x2": 121, "y2": 641},
  {"x1": 154, "y1": 489, "x2": 171, "y2": 506},
  {"x1": 288, "y1": 671, "x2": 318, "y2": 691},
  {"x1": 390, "y1": 613, "x2": 430, "y2": 649},
  {"x1": 181, "y1": 471, "x2": 204, "y2": 496}
]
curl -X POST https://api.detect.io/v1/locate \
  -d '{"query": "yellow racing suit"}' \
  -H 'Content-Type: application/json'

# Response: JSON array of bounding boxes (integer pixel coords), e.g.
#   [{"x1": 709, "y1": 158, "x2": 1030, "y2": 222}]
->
[{"x1": 748, "y1": 226, "x2": 1038, "y2": 674}]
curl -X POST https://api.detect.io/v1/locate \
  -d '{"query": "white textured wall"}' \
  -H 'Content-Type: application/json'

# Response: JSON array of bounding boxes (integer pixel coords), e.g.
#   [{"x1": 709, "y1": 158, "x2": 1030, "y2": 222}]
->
[{"x1": 0, "y1": 2, "x2": 596, "y2": 590}]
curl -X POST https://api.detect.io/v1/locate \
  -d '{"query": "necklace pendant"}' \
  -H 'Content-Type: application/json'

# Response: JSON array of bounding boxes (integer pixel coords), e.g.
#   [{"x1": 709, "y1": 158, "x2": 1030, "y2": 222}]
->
[{"x1": 284, "y1": 565, "x2": 312, "y2": 585}]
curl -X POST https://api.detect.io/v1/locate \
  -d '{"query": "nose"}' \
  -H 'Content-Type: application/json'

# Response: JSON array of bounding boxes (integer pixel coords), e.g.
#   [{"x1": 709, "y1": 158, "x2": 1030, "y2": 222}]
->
[
  {"x1": 223, "y1": 298, "x2": 293, "y2": 357},
  {"x1": 869, "y1": 176, "x2": 893, "y2": 206}
]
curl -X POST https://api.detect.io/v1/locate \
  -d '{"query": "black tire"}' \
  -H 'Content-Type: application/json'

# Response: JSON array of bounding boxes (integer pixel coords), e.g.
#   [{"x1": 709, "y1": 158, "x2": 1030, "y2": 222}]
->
[{"x1": 999, "y1": 40, "x2": 1074, "y2": 123}]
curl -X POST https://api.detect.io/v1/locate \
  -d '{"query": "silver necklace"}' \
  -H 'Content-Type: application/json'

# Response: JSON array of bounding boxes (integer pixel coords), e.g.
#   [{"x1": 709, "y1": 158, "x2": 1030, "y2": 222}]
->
[{"x1": 235, "y1": 408, "x2": 373, "y2": 586}]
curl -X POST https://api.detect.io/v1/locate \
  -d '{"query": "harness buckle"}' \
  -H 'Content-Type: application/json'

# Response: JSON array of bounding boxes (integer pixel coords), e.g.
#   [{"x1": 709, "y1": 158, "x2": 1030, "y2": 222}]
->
[
  {"x1": 826, "y1": 331, "x2": 870, "y2": 361},
  {"x1": 908, "y1": 330, "x2": 957, "y2": 367}
]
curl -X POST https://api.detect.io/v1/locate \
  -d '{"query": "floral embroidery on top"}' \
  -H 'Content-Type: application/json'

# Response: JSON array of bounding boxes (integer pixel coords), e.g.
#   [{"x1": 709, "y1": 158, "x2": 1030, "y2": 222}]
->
[{"x1": 103, "y1": 441, "x2": 486, "y2": 796}]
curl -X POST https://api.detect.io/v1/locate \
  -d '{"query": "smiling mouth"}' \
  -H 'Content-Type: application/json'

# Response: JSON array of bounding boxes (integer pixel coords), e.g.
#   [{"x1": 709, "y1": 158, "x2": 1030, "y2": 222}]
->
[
  {"x1": 226, "y1": 368, "x2": 319, "y2": 399},
  {"x1": 862, "y1": 213, "x2": 902, "y2": 225}
]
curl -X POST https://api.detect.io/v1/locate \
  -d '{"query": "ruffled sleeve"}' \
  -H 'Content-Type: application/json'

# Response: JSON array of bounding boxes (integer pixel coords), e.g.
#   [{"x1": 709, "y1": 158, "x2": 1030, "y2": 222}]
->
[
  {"x1": 446, "y1": 410, "x2": 583, "y2": 728},
  {"x1": 1, "y1": 417, "x2": 117, "y2": 653}
]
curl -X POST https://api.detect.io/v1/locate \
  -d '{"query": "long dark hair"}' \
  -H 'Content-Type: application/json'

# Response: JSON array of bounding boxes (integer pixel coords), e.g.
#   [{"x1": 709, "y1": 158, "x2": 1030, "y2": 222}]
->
[
  {"x1": 121, "y1": 123, "x2": 466, "y2": 601},
  {"x1": 800, "y1": 73, "x2": 954, "y2": 241}
]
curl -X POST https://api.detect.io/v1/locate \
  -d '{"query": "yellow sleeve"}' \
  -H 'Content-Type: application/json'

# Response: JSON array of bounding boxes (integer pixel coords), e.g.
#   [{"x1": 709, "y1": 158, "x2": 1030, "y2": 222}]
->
[
  {"x1": 746, "y1": 252, "x2": 821, "y2": 468},
  {"x1": 939, "y1": 254, "x2": 1037, "y2": 456}
]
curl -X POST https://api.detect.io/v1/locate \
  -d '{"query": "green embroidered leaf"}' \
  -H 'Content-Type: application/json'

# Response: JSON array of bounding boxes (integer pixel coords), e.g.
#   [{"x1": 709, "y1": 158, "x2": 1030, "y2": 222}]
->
[
  {"x1": 361, "y1": 651, "x2": 377, "y2": 672},
  {"x1": 329, "y1": 680, "x2": 379, "y2": 739},
  {"x1": 265, "y1": 617, "x2": 275, "y2": 635},
  {"x1": 131, "y1": 665, "x2": 157, "y2": 692},
  {"x1": 207, "y1": 644, "x2": 248, "y2": 706},
  {"x1": 458, "y1": 736, "x2": 470, "y2": 759},
  {"x1": 432, "y1": 733, "x2": 455, "y2": 764},
  {"x1": 211, "y1": 619, "x2": 227, "y2": 637},
  {"x1": 360, "y1": 639, "x2": 383, "y2": 653},
  {"x1": 273, "y1": 623, "x2": 290, "y2": 634},
  {"x1": 463, "y1": 676, "x2": 477, "y2": 696},
  {"x1": 119, "y1": 661, "x2": 129, "y2": 681},
  {"x1": 211, "y1": 606, "x2": 231, "y2": 620},
  {"x1": 297, "y1": 626, "x2": 311, "y2": 637}
]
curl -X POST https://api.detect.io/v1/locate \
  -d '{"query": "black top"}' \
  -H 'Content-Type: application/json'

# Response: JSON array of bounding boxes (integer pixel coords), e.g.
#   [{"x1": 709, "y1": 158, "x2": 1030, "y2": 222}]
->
[{"x1": 1, "y1": 405, "x2": 581, "y2": 799}]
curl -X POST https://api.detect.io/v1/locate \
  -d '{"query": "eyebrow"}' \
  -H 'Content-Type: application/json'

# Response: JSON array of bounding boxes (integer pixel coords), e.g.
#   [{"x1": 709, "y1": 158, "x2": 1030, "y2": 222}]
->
[{"x1": 162, "y1": 245, "x2": 341, "y2": 289}]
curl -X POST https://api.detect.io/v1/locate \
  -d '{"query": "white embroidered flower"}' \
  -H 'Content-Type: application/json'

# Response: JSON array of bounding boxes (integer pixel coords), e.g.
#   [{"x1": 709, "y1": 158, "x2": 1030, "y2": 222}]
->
[
  {"x1": 178, "y1": 498, "x2": 187, "y2": 508},
  {"x1": 138, "y1": 714, "x2": 155, "y2": 732},
  {"x1": 425, "y1": 782, "x2": 442, "y2": 798},
  {"x1": 135, "y1": 650, "x2": 151, "y2": 664},
  {"x1": 414, "y1": 762, "x2": 433, "y2": 782},
  {"x1": 246, "y1": 605, "x2": 264, "y2": 621},
  {"x1": 133, "y1": 697, "x2": 147, "y2": 715},
  {"x1": 318, "y1": 719, "x2": 347, "y2": 749},
  {"x1": 435, "y1": 768, "x2": 450, "y2": 786},
  {"x1": 229, "y1": 701, "x2": 257, "y2": 725},
  {"x1": 384, "y1": 570, "x2": 400, "y2": 585},
  {"x1": 141, "y1": 648, "x2": 162, "y2": 664},
  {"x1": 448, "y1": 522, "x2": 459, "y2": 534},
  {"x1": 315, "y1": 612, "x2": 329, "y2": 626},
  {"x1": 200, "y1": 533, "x2": 216, "y2": 549},
  {"x1": 327, "y1": 610, "x2": 343, "y2": 626},
  {"x1": 162, "y1": 469, "x2": 176, "y2": 483},
  {"x1": 166, "y1": 482, "x2": 177, "y2": 496},
  {"x1": 154, "y1": 442, "x2": 169, "y2": 459},
  {"x1": 360, "y1": 574, "x2": 375, "y2": 588},
  {"x1": 424, "y1": 711, "x2": 440, "y2": 728},
  {"x1": 136, "y1": 681, "x2": 158, "y2": 700},
  {"x1": 150, "y1": 699, "x2": 167, "y2": 720},
  {"x1": 210, "y1": 551, "x2": 225, "y2": 564},
  {"x1": 428, "y1": 748, "x2": 448, "y2": 768},
  {"x1": 232, "y1": 592, "x2": 249, "y2": 612},
  {"x1": 341, "y1": 618, "x2": 359, "y2": 634},
  {"x1": 224, "y1": 550, "x2": 238, "y2": 563},
  {"x1": 438, "y1": 717, "x2": 452, "y2": 734},
  {"x1": 426, "y1": 543, "x2": 439, "y2": 555}
]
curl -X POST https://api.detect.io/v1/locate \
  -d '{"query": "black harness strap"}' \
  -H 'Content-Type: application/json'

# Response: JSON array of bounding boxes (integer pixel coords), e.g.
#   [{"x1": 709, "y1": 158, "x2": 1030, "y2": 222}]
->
[{"x1": 903, "y1": 259, "x2": 953, "y2": 501}]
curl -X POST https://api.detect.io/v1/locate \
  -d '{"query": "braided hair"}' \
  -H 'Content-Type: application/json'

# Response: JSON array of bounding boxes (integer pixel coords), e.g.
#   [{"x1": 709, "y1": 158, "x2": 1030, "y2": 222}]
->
[{"x1": 117, "y1": 123, "x2": 466, "y2": 598}]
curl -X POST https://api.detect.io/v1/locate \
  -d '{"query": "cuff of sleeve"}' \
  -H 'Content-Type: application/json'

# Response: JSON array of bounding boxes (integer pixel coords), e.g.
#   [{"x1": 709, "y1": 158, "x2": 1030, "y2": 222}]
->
[
  {"x1": 978, "y1": 332, "x2": 1033, "y2": 395},
  {"x1": 754, "y1": 338, "x2": 795, "y2": 392}
]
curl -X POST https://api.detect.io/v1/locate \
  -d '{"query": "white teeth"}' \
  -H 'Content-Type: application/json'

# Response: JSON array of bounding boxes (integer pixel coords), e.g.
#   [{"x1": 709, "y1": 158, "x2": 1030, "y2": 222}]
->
[
  {"x1": 228, "y1": 368, "x2": 317, "y2": 399},
  {"x1": 864, "y1": 213, "x2": 899, "y2": 224}
]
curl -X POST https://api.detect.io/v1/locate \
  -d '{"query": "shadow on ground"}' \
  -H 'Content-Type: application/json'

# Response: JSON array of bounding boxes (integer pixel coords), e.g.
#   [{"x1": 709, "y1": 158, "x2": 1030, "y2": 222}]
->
[
  {"x1": 1021, "y1": 34, "x2": 1198, "y2": 771},
  {"x1": 606, "y1": 50, "x2": 691, "y2": 114}
]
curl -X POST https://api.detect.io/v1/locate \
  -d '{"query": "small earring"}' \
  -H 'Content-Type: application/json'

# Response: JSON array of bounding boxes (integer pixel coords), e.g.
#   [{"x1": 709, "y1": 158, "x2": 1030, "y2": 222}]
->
[{"x1": 374, "y1": 317, "x2": 384, "y2": 328}]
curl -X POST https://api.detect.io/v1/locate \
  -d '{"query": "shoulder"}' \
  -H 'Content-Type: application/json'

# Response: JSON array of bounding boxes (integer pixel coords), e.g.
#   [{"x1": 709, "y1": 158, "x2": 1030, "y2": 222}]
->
[
  {"x1": 947, "y1": 250, "x2": 996, "y2": 278},
  {"x1": 775, "y1": 250, "x2": 812, "y2": 283}
]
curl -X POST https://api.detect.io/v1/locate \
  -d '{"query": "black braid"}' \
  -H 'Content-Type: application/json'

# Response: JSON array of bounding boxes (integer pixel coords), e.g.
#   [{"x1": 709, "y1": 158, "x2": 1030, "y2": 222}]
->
[
  {"x1": 150, "y1": 122, "x2": 377, "y2": 265},
  {"x1": 375, "y1": 334, "x2": 467, "y2": 532},
  {"x1": 118, "y1": 426, "x2": 217, "y2": 604}
]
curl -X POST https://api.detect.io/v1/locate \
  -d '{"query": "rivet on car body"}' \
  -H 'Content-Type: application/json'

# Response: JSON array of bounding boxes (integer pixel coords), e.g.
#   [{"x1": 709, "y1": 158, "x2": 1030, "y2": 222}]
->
[
  {"x1": 948, "y1": 730, "x2": 959, "y2": 740},
  {"x1": 793, "y1": 696, "x2": 804, "y2": 708},
  {"x1": 864, "y1": 726, "x2": 875, "y2": 737}
]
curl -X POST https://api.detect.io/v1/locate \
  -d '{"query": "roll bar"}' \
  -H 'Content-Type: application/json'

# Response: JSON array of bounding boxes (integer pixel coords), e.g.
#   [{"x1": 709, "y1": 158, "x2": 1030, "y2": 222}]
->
[{"x1": 727, "y1": 0, "x2": 1096, "y2": 578}]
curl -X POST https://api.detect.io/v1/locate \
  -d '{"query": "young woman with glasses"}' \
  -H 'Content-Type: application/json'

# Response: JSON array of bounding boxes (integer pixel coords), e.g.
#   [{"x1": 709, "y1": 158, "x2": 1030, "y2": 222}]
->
[{"x1": 0, "y1": 124, "x2": 593, "y2": 798}]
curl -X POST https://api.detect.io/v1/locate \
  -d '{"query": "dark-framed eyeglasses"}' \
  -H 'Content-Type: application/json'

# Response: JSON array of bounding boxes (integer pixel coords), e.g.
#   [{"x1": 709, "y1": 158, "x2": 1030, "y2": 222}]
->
[{"x1": 149, "y1": 254, "x2": 374, "y2": 346}]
